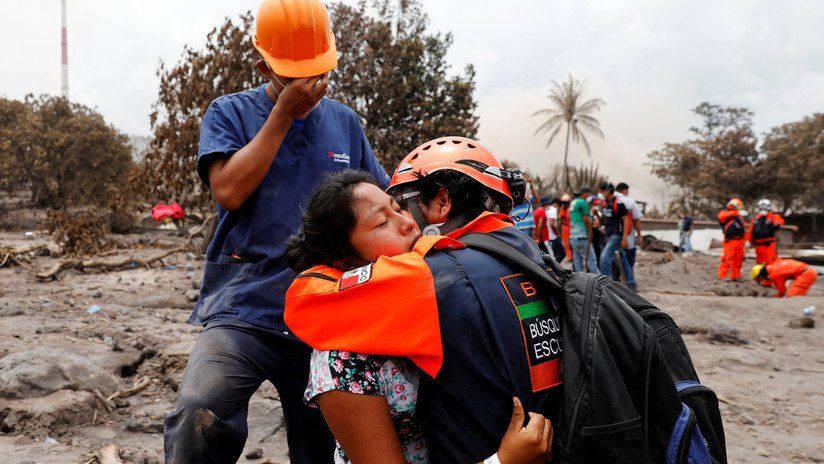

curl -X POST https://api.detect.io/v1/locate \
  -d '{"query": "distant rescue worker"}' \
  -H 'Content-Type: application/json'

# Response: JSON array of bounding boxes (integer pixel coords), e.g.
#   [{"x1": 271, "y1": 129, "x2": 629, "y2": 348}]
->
[
  {"x1": 752, "y1": 259, "x2": 819, "y2": 297},
  {"x1": 748, "y1": 199, "x2": 785, "y2": 264},
  {"x1": 558, "y1": 193, "x2": 572, "y2": 261},
  {"x1": 717, "y1": 198, "x2": 748, "y2": 281}
]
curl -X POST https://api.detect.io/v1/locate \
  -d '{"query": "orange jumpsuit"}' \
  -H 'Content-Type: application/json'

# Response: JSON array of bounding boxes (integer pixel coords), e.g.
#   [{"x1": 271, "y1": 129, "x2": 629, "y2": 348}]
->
[
  {"x1": 717, "y1": 209, "x2": 746, "y2": 280},
  {"x1": 748, "y1": 212, "x2": 785, "y2": 265},
  {"x1": 764, "y1": 258, "x2": 818, "y2": 297},
  {"x1": 559, "y1": 205, "x2": 572, "y2": 260}
]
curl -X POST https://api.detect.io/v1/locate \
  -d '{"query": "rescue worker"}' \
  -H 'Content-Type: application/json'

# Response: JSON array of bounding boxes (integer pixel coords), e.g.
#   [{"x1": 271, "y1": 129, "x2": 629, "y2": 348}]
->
[
  {"x1": 717, "y1": 198, "x2": 748, "y2": 281},
  {"x1": 752, "y1": 259, "x2": 819, "y2": 297},
  {"x1": 559, "y1": 193, "x2": 573, "y2": 261},
  {"x1": 285, "y1": 137, "x2": 564, "y2": 463},
  {"x1": 748, "y1": 199, "x2": 785, "y2": 264}
]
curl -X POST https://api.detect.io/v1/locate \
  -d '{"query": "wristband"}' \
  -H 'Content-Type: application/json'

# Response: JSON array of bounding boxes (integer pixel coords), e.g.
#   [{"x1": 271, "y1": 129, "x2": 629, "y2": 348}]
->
[{"x1": 484, "y1": 453, "x2": 502, "y2": 464}]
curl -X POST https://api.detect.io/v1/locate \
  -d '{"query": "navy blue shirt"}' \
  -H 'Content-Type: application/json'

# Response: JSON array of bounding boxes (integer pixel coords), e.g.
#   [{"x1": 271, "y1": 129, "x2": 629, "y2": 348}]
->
[
  {"x1": 422, "y1": 226, "x2": 563, "y2": 462},
  {"x1": 192, "y1": 86, "x2": 389, "y2": 331},
  {"x1": 682, "y1": 216, "x2": 693, "y2": 233}
]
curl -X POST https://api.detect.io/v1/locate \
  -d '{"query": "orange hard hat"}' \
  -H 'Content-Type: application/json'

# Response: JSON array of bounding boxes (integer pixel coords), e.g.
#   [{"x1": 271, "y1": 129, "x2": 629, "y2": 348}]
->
[
  {"x1": 389, "y1": 137, "x2": 516, "y2": 205},
  {"x1": 727, "y1": 198, "x2": 744, "y2": 210},
  {"x1": 254, "y1": 0, "x2": 337, "y2": 78}
]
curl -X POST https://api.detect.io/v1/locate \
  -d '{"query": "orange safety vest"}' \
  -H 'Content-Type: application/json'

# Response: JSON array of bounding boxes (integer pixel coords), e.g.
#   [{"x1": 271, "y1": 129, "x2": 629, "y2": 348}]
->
[
  {"x1": 749, "y1": 212, "x2": 785, "y2": 244},
  {"x1": 285, "y1": 212, "x2": 513, "y2": 377}
]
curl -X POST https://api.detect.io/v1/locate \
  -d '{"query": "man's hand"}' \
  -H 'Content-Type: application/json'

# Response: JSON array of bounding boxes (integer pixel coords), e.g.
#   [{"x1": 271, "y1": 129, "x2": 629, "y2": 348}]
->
[
  {"x1": 274, "y1": 74, "x2": 329, "y2": 120},
  {"x1": 495, "y1": 397, "x2": 553, "y2": 464},
  {"x1": 621, "y1": 237, "x2": 629, "y2": 250}
]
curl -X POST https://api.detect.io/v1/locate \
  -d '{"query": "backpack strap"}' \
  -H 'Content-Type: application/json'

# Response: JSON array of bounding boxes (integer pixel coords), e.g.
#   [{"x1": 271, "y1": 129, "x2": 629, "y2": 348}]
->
[
  {"x1": 722, "y1": 215, "x2": 742, "y2": 234},
  {"x1": 457, "y1": 233, "x2": 566, "y2": 291}
]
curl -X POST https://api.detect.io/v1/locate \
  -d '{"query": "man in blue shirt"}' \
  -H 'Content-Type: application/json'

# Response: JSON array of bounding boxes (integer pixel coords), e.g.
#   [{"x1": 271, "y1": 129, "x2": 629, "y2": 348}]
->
[
  {"x1": 163, "y1": 0, "x2": 389, "y2": 462},
  {"x1": 679, "y1": 208, "x2": 694, "y2": 252}
]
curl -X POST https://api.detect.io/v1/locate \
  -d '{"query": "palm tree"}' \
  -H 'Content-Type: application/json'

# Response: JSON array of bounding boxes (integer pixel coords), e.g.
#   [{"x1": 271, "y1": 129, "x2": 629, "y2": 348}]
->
[{"x1": 532, "y1": 76, "x2": 605, "y2": 192}]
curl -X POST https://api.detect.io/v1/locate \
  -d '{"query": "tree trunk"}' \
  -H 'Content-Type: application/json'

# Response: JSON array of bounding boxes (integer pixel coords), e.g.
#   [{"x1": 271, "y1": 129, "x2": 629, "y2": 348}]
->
[{"x1": 563, "y1": 122, "x2": 572, "y2": 192}]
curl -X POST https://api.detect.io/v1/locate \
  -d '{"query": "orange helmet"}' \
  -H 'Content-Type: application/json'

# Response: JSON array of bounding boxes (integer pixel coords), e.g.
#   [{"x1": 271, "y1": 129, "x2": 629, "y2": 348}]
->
[
  {"x1": 727, "y1": 198, "x2": 744, "y2": 210},
  {"x1": 254, "y1": 0, "x2": 337, "y2": 78},
  {"x1": 389, "y1": 136, "x2": 521, "y2": 206}
]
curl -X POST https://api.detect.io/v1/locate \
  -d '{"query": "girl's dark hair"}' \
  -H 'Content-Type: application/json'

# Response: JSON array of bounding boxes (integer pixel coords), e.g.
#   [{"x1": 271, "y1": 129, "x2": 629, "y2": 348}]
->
[
  {"x1": 410, "y1": 170, "x2": 512, "y2": 221},
  {"x1": 285, "y1": 170, "x2": 381, "y2": 273}
]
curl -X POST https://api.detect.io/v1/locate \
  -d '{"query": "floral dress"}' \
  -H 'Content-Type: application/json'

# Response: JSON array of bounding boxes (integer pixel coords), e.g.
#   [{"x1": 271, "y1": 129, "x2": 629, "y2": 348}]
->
[{"x1": 305, "y1": 349, "x2": 428, "y2": 463}]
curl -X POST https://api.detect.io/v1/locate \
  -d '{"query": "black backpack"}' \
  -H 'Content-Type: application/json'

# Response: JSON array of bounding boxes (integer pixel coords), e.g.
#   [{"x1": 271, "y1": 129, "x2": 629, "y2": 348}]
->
[
  {"x1": 721, "y1": 215, "x2": 745, "y2": 240},
  {"x1": 459, "y1": 233, "x2": 727, "y2": 464},
  {"x1": 751, "y1": 216, "x2": 776, "y2": 240}
]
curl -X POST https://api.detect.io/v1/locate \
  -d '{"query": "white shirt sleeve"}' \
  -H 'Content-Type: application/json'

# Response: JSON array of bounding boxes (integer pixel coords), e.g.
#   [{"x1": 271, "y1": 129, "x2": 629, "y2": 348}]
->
[{"x1": 630, "y1": 200, "x2": 643, "y2": 219}]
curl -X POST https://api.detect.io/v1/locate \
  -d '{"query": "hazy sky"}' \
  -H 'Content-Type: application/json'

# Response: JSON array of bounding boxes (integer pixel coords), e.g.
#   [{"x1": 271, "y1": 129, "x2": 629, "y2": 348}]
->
[{"x1": 2, "y1": 0, "x2": 822, "y2": 208}]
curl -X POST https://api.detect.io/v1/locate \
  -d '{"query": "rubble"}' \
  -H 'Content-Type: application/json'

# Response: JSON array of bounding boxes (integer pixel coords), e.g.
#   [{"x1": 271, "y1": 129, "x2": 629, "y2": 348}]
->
[{"x1": 0, "y1": 226, "x2": 821, "y2": 462}]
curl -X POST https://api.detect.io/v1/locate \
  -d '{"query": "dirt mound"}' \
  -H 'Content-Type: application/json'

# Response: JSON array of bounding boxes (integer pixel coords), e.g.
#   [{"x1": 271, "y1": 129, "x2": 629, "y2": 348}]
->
[
  {"x1": 1, "y1": 228, "x2": 823, "y2": 462},
  {"x1": 0, "y1": 390, "x2": 97, "y2": 438},
  {"x1": 0, "y1": 228, "x2": 292, "y2": 463},
  {"x1": 0, "y1": 348, "x2": 119, "y2": 399}
]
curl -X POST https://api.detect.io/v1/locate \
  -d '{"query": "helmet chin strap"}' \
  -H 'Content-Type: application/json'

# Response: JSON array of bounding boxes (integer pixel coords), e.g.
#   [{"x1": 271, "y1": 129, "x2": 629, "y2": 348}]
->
[
  {"x1": 482, "y1": 191, "x2": 501, "y2": 213},
  {"x1": 421, "y1": 213, "x2": 472, "y2": 236},
  {"x1": 405, "y1": 198, "x2": 471, "y2": 237}
]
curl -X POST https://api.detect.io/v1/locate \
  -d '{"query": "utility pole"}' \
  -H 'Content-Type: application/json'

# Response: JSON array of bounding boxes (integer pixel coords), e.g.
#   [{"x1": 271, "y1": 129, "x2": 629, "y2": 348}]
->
[{"x1": 61, "y1": 0, "x2": 69, "y2": 99}]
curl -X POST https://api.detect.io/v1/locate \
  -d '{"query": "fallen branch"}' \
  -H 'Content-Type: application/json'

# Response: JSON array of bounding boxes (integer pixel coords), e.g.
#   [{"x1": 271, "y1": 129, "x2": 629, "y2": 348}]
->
[
  {"x1": 0, "y1": 244, "x2": 47, "y2": 269},
  {"x1": 647, "y1": 289, "x2": 717, "y2": 297},
  {"x1": 36, "y1": 247, "x2": 187, "y2": 280},
  {"x1": 796, "y1": 412, "x2": 824, "y2": 422},
  {"x1": 186, "y1": 212, "x2": 217, "y2": 246},
  {"x1": 92, "y1": 388, "x2": 116, "y2": 413},
  {"x1": 107, "y1": 376, "x2": 152, "y2": 401},
  {"x1": 717, "y1": 395, "x2": 742, "y2": 408}
]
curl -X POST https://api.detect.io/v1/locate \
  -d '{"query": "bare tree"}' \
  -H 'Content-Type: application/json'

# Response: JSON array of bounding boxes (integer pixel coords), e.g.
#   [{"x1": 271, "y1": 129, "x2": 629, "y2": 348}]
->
[
  {"x1": 329, "y1": 0, "x2": 478, "y2": 168},
  {"x1": 541, "y1": 161, "x2": 606, "y2": 197},
  {"x1": 0, "y1": 95, "x2": 132, "y2": 209},
  {"x1": 532, "y1": 75, "x2": 605, "y2": 191},
  {"x1": 647, "y1": 103, "x2": 762, "y2": 218}
]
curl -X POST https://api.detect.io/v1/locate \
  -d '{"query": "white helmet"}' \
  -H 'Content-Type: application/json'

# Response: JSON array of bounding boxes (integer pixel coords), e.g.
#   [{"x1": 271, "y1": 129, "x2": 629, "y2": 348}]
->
[{"x1": 757, "y1": 199, "x2": 773, "y2": 211}]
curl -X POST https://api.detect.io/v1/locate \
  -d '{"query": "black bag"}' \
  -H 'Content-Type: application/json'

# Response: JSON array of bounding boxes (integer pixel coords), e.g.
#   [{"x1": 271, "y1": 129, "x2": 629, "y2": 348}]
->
[
  {"x1": 459, "y1": 233, "x2": 726, "y2": 464},
  {"x1": 721, "y1": 216, "x2": 745, "y2": 240},
  {"x1": 751, "y1": 216, "x2": 776, "y2": 240}
]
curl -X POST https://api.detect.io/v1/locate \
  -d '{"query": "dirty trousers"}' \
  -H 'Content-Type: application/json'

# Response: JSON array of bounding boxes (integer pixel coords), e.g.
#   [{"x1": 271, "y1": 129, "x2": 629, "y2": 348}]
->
[
  {"x1": 787, "y1": 268, "x2": 819, "y2": 297},
  {"x1": 164, "y1": 321, "x2": 334, "y2": 464},
  {"x1": 754, "y1": 241, "x2": 777, "y2": 265},
  {"x1": 718, "y1": 239, "x2": 745, "y2": 280}
]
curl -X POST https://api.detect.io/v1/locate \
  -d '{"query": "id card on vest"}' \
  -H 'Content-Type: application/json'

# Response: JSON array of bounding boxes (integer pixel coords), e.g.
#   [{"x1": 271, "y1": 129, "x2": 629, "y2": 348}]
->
[{"x1": 501, "y1": 273, "x2": 563, "y2": 392}]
